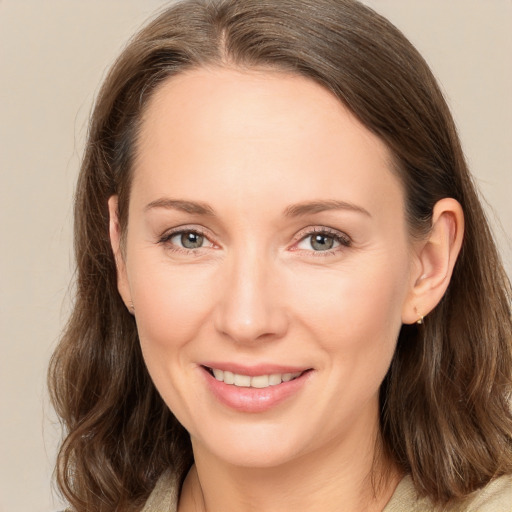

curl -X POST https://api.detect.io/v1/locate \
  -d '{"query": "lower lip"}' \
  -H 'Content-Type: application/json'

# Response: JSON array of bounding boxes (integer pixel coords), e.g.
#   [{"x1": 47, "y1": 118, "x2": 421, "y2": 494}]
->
[{"x1": 201, "y1": 367, "x2": 312, "y2": 413}]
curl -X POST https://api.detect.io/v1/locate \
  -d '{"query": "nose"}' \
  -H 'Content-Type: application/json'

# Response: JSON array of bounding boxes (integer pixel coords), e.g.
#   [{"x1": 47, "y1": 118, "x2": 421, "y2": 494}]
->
[{"x1": 213, "y1": 249, "x2": 289, "y2": 344}]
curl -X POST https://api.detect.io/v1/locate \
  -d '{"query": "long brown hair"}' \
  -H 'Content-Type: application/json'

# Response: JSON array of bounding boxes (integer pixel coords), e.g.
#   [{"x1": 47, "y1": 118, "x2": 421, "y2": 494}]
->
[{"x1": 49, "y1": 0, "x2": 512, "y2": 510}]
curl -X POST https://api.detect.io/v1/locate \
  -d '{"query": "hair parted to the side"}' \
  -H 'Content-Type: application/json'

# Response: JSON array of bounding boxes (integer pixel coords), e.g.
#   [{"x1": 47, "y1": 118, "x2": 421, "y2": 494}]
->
[{"x1": 49, "y1": 0, "x2": 512, "y2": 510}]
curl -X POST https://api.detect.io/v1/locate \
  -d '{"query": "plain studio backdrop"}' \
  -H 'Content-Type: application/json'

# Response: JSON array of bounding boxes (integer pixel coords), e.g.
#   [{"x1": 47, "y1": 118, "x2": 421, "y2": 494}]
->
[{"x1": 0, "y1": 1, "x2": 510, "y2": 511}]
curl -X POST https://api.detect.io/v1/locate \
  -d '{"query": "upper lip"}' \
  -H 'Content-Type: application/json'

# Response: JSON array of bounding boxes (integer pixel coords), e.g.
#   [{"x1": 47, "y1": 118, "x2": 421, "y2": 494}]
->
[{"x1": 200, "y1": 362, "x2": 311, "y2": 376}]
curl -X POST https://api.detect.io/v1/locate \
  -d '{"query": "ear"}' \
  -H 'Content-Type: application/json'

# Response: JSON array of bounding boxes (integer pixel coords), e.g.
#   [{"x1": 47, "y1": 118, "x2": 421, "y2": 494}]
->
[
  {"x1": 402, "y1": 198, "x2": 464, "y2": 324},
  {"x1": 108, "y1": 195, "x2": 134, "y2": 314}
]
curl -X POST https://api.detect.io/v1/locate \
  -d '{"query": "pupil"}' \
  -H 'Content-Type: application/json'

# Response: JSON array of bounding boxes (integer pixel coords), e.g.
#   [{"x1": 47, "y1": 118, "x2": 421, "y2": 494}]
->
[
  {"x1": 311, "y1": 234, "x2": 334, "y2": 251},
  {"x1": 181, "y1": 232, "x2": 203, "y2": 249}
]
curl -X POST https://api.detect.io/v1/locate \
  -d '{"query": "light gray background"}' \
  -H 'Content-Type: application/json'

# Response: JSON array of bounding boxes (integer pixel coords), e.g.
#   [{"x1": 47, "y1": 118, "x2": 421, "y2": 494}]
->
[{"x1": 0, "y1": 1, "x2": 510, "y2": 511}]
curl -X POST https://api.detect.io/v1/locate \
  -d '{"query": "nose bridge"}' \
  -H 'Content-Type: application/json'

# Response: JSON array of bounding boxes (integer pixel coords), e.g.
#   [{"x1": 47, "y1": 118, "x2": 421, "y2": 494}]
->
[{"x1": 214, "y1": 242, "x2": 287, "y2": 343}]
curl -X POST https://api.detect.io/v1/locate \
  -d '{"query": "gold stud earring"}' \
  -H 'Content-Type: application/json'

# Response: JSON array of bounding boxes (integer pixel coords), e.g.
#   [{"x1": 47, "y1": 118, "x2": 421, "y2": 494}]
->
[{"x1": 414, "y1": 306, "x2": 424, "y2": 325}]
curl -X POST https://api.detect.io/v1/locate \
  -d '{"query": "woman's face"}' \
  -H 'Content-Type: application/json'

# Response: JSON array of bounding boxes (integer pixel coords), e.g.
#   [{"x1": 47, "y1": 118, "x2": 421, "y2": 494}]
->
[{"x1": 112, "y1": 67, "x2": 419, "y2": 468}]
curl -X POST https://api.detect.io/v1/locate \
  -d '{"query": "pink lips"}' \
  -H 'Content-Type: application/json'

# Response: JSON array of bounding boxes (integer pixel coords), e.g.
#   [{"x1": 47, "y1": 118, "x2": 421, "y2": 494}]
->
[{"x1": 200, "y1": 363, "x2": 312, "y2": 413}]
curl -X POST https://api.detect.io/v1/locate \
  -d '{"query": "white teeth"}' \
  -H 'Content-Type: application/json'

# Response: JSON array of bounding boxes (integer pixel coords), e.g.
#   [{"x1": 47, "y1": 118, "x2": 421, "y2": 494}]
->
[
  {"x1": 251, "y1": 375, "x2": 269, "y2": 388},
  {"x1": 234, "y1": 374, "x2": 251, "y2": 387},
  {"x1": 209, "y1": 369, "x2": 302, "y2": 388},
  {"x1": 269, "y1": 373, "x2": 282, "y2": 385},
  {"x1": 212, "y1": 368, "x2": 224, "y2": 380}
]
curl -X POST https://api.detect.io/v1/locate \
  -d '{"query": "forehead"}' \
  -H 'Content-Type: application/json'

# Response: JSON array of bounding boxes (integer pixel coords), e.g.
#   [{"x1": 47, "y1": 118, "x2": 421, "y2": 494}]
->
[{"x1": 133, "y1": 66, "x2": 403, "y2": 219}]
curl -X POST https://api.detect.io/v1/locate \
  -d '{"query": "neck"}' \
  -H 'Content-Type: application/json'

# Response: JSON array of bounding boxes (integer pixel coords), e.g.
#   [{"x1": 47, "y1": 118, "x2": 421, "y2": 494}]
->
[{"x1": 179, "y1": 426, "x2": 400, "y2": 512}]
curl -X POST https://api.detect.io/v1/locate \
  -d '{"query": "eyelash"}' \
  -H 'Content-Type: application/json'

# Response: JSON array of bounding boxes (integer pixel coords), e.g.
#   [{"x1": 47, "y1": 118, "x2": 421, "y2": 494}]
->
[
  {"x1": 157, "y1": 226, "x2": 352, "y2": 257},
  {"x1": 293, "y1": 226, "x2": 352, "y2": 256},
  {"x1": 157, "y1": 226, "x2": 214, "y2": 256}
]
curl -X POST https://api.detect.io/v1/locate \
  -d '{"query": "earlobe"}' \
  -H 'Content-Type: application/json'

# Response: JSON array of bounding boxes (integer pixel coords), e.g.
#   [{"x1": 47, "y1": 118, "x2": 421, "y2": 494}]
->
[
  {"x1": 108, "y1": 195, "x2": 133, "y2": 314},
  {"x1": 402, "y1": 198, "x2": 464, "y2": 325}
]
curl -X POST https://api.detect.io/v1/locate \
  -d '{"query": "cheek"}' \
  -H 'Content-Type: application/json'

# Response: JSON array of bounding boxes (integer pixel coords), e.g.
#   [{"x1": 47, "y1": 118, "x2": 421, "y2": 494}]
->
[
  {"x1": 289, "y1": 253, "x2": 409, "y2": 360},
  {"x1": 127, "y1": 256, "x2": 215, "y2": 358},
  {"x1": 127, "y1": 258, "x2": 217, "y2": 421}
]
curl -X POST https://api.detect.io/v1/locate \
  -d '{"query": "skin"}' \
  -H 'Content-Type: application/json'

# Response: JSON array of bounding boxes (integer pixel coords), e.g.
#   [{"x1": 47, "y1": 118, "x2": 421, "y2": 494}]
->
[{"x1": 109, "y1": 67, "x2": 464, "y2": 512}]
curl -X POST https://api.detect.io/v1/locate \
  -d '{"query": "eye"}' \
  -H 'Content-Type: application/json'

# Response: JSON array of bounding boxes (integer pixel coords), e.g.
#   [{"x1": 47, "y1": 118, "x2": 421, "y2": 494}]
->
[
  {"x1": 295, "y1": 228, "x2": 351, "y2": 253},
  {"x1": 158, "y1": 228, "x2": 215, "y2": 252},
  {"x1": 172, "y1": 231, "x2": 206, "y2": 249},
  {"x1": 307, "y1": 233, "x2": 338, "y2": 251}
]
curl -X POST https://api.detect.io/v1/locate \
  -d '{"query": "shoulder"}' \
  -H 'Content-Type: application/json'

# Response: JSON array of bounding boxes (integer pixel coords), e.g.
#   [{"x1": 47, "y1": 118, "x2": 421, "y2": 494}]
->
[
  {"x1": 460, "y1": 474, "x2": 512, "y2": 512},
  {"x1": 384, "y1": 474, "x2": 512, "y2": 512},
  {"x1": 141, "y1": 472, "x2": 512, "y2": 512},
  {"x1": 141, "y1": 470, "x2": 180, "y2": 512}
]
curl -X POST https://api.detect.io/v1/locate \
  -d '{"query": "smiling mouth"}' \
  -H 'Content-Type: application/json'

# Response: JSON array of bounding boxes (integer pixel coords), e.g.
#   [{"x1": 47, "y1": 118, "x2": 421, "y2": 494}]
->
[{"x1": 203, "y1": 366, "x2": 306, "y2": 389}]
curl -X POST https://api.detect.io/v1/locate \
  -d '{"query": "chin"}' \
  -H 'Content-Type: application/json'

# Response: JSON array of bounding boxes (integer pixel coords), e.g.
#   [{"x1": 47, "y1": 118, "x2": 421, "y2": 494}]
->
[{"x1": 190, "y1": 421, "x2": 313, "y2": 469}]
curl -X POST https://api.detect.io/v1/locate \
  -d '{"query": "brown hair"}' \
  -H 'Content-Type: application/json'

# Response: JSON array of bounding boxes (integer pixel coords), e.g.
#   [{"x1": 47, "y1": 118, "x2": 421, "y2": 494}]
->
[{"x1": 49, "y1": 0, "x2": 512, "y2": 510}]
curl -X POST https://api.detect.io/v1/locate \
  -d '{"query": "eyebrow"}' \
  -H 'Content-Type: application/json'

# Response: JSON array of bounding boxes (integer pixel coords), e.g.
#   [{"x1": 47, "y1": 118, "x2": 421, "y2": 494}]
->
[
  {"x1": 144, "y1": 198, "x2": 215, "y2": 216},
  {"x1": 283, "y1": 200, "x2": 371, "y2": 218},
  {"x1": 143, "y1": 197, "x2": 371, "y2": 218}
]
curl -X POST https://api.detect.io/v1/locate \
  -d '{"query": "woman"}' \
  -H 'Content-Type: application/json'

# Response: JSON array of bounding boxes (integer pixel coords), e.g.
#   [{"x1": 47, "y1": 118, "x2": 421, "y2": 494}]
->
[{"x1": 49, "y1": 0, "x2": 512, "y2": 510}]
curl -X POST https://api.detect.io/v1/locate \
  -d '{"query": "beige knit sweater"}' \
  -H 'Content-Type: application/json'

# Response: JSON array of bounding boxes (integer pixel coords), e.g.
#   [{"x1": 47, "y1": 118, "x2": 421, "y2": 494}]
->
[{"x1": 141, "y1": 471, "x2": 512, "y2": 512}]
